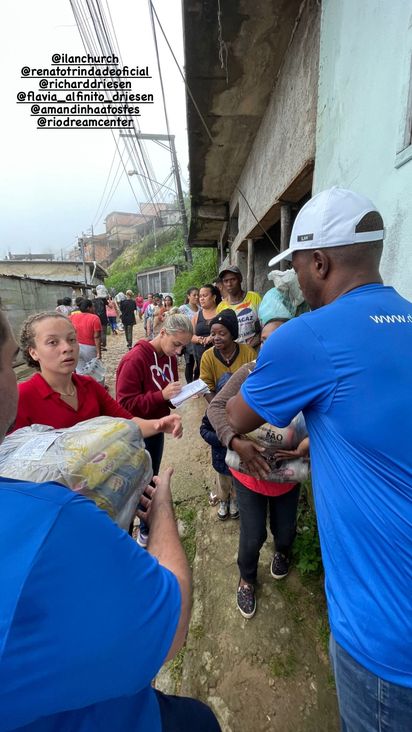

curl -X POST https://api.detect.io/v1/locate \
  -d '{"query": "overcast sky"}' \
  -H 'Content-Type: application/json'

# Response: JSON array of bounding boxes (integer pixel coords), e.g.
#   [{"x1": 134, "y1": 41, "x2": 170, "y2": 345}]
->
[{"x1": 0, "y1": 0, "x2": 188, "y2": 257}]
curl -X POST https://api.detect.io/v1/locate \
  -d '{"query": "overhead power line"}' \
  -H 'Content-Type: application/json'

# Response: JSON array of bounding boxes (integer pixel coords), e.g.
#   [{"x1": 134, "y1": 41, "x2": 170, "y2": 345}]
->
[
  {"x1": 69, "y1": 0, "x2": 172, "y2": 224},
  {"x1": 94, "y1": 155, "x2": 124, "y2": 227},
  {"x1": 91, "y1": 148, "x2": 117, "y2": 227}
]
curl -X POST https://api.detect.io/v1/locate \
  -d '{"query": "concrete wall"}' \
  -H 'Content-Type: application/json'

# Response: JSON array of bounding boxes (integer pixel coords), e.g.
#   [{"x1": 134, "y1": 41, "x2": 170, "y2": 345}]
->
[
  {"x1": 230, "y1": 0, "x2": 320, "y2": 245},
  {"x1": 314, "y1": 0, "x2": 412, "y2": 300},
  {"x1": 254, "y1": 238, "x2": 281, "y2": 295},
  {"x1": 0, "y1": 276, "x2": 75, "y2": 340},
  {"x1": 84, "y1": 240, "x2": 112, "y2": 267}
]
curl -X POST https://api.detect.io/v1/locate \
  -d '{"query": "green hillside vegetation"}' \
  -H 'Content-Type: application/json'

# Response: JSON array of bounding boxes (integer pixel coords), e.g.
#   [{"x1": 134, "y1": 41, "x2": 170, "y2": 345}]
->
[{"x1": 105, "y1": 226, "x2": 218, "y2": 305}]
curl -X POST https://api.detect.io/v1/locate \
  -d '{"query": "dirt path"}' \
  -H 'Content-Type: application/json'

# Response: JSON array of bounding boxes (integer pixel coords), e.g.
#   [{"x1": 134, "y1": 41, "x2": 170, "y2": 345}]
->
[{"x1": 104, "y1": 324, "x2": 339, "y2": 732}]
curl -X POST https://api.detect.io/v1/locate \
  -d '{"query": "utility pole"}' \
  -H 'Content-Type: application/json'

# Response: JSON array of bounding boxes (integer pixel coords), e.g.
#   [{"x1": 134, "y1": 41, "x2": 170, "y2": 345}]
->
[
  {"x1": 152, "y1": 218, "x2": 157, "y2": 250},
  {"x1": 78, "y1": 237, "x2": 88, "y2": 290},
  {"x1": 169, "y1": 136, "x2": 191, "y2": 264},
  {"x1": 279, "y1": 203, "x2": 293, "y2": 272},
  {"x1": 121, "y1": 132, "x2": 192, "y2": 266},
  {"x1": 91, "y1": 224, "x2": 96, "y2": 260}
]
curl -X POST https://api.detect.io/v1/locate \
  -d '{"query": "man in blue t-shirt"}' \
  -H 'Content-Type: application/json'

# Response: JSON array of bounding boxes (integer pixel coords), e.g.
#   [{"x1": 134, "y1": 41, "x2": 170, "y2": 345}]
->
[
  {"x1": 227, "y1": 187, "x2": 412, "y2": 731},
  {"x1": 0, "y1": 314, "x2": 220, "y2": 731}
]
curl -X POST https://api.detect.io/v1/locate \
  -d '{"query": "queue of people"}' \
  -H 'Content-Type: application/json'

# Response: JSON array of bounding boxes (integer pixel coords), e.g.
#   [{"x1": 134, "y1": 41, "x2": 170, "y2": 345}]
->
[{"x1": 1, "y1": 186, "x2": 412, "y2": 731}]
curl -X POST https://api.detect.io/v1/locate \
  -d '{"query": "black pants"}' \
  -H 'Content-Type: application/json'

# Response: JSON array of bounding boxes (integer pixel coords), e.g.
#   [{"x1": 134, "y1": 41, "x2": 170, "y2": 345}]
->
[
  {"x1": 129, "y1": 432, "x2": 165, "y2": 536},
  {"x1": 124, "y1": 324, "x2": 134, "y2": 349},
  {"x1": 184, "y1": 352, "x2": 200, "y2": 383},
  {"x1": 138, "y1": 432, "x2": 165, "y2": 534},
  {"x1": 156, "y1": 690, "x2": 221, "y2": 731},
  {"x1": 144, "y1": 432, "x2": 165, "y2": 476},
  {"x1": 235, "y1": 478, "x2": 300, "y2": 584}
]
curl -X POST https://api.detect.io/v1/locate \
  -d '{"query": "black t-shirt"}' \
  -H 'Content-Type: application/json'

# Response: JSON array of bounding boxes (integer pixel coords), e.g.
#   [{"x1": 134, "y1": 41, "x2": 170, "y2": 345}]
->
[{"x1": 120, "y1": 299, "x2": 137, "y2": 325}]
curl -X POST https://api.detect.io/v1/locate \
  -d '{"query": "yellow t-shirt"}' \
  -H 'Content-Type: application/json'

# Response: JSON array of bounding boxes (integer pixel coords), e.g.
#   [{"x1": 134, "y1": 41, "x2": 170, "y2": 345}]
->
[
  {"x1": 200, "y1": 343, "x2": 257, "y2": 392},
  {"x1": 216, "y1": 291, "x2": 262, "y2": 343}
]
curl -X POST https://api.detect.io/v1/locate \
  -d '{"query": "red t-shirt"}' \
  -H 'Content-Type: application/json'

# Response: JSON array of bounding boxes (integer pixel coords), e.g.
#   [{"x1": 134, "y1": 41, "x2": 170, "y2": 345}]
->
[
  {"x1": 12, "y1": 372, "x2": 132, "y2": 431},
  {"x1": 70, "y1": 312, "x2": 101, "y2": 346},
  {"x1": 230, "y1": 467, "x2": 296, "y2": 497}
]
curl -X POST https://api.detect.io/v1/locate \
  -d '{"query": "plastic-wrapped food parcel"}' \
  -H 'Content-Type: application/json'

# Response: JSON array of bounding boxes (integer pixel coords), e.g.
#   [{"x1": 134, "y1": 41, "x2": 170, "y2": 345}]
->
[
  {"x1": 0, "y1": 417, "x2": 152, "y2": 529},
  {"x1": 226, "y1": 269, "x2": 310, "y2": 483},
  {"x1": 225, "y1": 412, "x2": 309, "y2": 482}
]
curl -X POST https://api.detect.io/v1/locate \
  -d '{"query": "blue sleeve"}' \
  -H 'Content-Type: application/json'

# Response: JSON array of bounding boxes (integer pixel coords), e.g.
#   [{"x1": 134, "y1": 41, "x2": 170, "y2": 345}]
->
[
  {"x1": 5, "y1": 495, "x2": 180, "y2": 717},
  {"x1": 241, "y1": 317, "x2": 337, "y2": 426},
  {"x1": 200, "y1": 418, "x2": 222, "y2": 448}
]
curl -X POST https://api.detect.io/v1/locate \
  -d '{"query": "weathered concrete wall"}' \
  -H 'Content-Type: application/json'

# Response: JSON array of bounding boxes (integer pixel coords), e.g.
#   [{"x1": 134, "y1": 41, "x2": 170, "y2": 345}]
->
[
  {"x1": 84, "y1": 240, "x2": 112, "y2": 267},
  {"x1": 314, "y1": 0, "x2": 412, "y2": 300},
  {"x1": 230, "y1": 0, "x2": 320, "y2": 246},
  {"x1": 0, "y1": 276, "x2": 74, "y2": 340},
  {"x1": 254, "y1": 238, "x2": 280, "y2": 295}
]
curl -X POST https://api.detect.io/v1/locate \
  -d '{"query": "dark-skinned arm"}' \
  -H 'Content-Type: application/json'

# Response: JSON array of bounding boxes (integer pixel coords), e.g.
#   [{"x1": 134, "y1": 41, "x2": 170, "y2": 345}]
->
[
  {"x1": 226, "y1": 391, "x2": 266, "y2": 434},
  {"x1": 204, "y1": 391, "x2": 216, "y2": 404},
  {"x1": 229, "y1": 435, "x2": 269, "y2": 479}
]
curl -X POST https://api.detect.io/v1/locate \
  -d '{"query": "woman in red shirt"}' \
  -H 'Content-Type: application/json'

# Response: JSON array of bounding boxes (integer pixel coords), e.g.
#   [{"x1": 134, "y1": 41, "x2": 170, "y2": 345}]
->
[
  {"x1": 12, "y1": 312, "x2": 182, "y2": 442},
  {"x1": 69, "y1": 299, "x2": 102, "y2": 371}
]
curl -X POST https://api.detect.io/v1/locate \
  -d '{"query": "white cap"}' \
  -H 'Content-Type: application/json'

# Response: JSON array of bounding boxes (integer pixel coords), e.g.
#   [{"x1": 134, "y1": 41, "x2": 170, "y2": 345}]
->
[{"x1": 268, "y1": 187, "x2": 384, "y2": 267}]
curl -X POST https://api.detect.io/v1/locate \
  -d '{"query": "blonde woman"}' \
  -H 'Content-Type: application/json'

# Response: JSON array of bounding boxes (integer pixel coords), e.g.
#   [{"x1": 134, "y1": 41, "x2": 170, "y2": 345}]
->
[{"x1": 116, "y1": 314, "x2": 193, "y2": 545}]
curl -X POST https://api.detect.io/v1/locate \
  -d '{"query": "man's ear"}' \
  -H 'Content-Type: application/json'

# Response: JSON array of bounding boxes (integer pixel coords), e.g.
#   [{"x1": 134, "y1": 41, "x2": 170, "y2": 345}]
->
[{"x1": 312, "y1": 250, "x2": 330, "y2": 279}]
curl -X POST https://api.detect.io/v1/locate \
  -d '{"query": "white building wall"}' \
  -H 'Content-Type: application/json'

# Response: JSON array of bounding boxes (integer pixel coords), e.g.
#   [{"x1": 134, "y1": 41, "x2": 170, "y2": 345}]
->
[
  {"x1": 314, "y1": 0, "x2": 412, "y2": 300},
  {"x1": 230, "y1": 0, "x2": 320, "y2": 247}
]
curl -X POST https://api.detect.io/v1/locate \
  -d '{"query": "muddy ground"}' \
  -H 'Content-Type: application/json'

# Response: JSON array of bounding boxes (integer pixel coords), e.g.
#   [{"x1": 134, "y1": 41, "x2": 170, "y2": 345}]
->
[{"x1": 105, "y1": 323, "x2": 339, "y2": 731}]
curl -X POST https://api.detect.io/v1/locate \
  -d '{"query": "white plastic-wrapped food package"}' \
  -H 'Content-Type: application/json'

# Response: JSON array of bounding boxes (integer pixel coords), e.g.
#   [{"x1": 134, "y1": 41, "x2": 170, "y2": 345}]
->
[
  {"x1": 0, "y1": 417, "x2": 152, "y2": 529},
  {"x1": 78, "y1": 357, "x2": 106, "y2": 384},
  {"x1": 259, "y1": 270, "x2": 308, "y2": 325},
  {"x1": 225, "y1": 412, "x2": 309, "y2": 483},
  {"x1": 247, "y1": 412, "x2": 307, "y2": 451}
]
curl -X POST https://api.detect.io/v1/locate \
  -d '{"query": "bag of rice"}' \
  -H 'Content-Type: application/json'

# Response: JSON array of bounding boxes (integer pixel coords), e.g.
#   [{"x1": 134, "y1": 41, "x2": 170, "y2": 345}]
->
[{"x1": 225, "y1": 412, "x2": 309, "y2": 482}]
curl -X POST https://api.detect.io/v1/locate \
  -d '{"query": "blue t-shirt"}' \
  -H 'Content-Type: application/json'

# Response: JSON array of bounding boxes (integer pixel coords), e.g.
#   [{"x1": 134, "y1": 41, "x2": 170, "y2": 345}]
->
[
  {"x1": 241, "y1": 284, "x2": 412, "y2": 685},
  {"x1": 0, "y1": 478, "x2": 180, "y2": 731}
]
